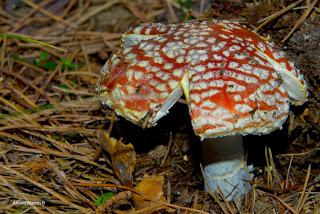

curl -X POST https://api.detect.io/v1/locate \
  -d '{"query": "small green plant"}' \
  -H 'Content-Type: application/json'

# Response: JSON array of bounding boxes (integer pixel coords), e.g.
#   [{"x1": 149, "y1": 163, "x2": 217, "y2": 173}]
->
[
  {"x1": 60, "y1": 57, "x2": 79, "y2": 70},
  {"x1": 0, "y1": 103, "x2": 54, "y2": 120},
  {"x1": 34, "y1": 51, "x2": 57, "y2": 70},
  {"x1": 177, "y1": 0, "x2": 193, "y2": 9},
  {"x1": 33, "y1": 51, "x2": 80, "y2": 71},
  {"x1": 58, "y1": 82, "x2": 76, "y2": 96},
  {"x1": 95, "y1": 192, "x2": 115, "y2": 206},
  {"x1": 0, "y1": 32, "x2": 66, "y2": 52},
  {"x1": 58, "y1": 83, "x2": 70, "y2": 90},
  {"x1": 176, "y1": 0, "x2": 194, "y2": 20}
]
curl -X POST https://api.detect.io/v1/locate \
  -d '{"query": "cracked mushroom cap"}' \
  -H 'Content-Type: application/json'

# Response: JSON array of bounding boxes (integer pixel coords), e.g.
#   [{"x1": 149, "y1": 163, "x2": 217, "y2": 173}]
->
[{"x1": 97, "y1": 20, "x2": 307, "y2": 138}]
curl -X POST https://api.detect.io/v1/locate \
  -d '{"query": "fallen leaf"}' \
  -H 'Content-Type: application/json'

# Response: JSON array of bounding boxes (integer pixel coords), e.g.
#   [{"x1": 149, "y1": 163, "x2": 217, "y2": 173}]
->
[
  {"x1": 132, "y1": 175, "x2": 166, "y2": 210},
  {"x1": 99, "y1": 131, "x2": 136, "y2": 186}
]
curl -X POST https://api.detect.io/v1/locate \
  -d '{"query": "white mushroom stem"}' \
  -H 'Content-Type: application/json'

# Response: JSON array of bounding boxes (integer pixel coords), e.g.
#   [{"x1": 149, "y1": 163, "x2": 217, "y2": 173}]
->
[{"x1": 202, "y1": 135, "x2": 251, "y2": 201}]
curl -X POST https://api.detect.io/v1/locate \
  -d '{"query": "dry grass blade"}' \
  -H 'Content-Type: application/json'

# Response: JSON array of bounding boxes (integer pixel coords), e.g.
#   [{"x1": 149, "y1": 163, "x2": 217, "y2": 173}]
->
[
  {"x1": 250, "y1": 185, "x2": 257, "y2": 213},
  {"x1": 0, "y1": 32, "x2": 66, "y2": 52},
  {"x1": 296, "y1": 164, "x2": 312, "y2": 213},
  {"x1": 269, "y1": 194, "x2": 297, "y2": 214},
  {"x1": 286, "y1": 155, "x2": 294, "y2": 189},
  {"x1": 268, "y1": 148, "x2": 280, "y2": 185},
  {"x1": 265, "y1": 146, "x2": 272, "y2": 187},
  {"x1": 277, "y1": 148, "x2": 320, "y2": 157}
]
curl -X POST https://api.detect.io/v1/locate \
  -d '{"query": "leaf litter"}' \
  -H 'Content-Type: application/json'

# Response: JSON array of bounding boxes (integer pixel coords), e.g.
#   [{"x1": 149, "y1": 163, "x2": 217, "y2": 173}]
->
[{"x1": 0, "y1": 0, "x2": 319, "y2": 213}]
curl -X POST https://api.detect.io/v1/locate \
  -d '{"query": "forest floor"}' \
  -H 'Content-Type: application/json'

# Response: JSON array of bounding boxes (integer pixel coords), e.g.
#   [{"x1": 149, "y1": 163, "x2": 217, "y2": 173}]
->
[{"x1": 0, "y1": 0, "x2": 319, "y2": 213}]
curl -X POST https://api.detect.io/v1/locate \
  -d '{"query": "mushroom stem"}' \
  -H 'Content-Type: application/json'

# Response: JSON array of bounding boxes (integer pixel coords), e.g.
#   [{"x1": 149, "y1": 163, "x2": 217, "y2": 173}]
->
[{"x1": 202, "y1": 135, "x2": 250, "y2": 201}]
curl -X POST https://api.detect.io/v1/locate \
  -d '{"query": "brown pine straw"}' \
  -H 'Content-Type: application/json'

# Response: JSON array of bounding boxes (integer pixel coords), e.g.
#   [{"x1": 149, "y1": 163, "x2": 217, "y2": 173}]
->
[
  {"x1": 0, "y1": 163, "x2": 90, "y2": 213},
  {"x1": 0, "y1": 174, "x2": 45, "y2": 214},
  {"x1": 0, "y1": 0, "x2": 319, "y2": 213},
  {"x1": 21, "y1": 0, "x2": 76, "y2": 28},
  {"x1": 0, "y1": 132, "x2": 112, "y2": 173},
  {"x1": 11, "y1": 0, "x2": 53, "y2": 33}
]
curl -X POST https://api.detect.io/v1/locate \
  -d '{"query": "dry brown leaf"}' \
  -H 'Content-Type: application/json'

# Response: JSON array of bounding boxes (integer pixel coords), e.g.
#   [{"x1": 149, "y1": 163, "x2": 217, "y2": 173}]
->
[
  {"x1": 132, "y1": 175, "x2": 166, "y2": 210},
  {"x1": 99, "y1": 131, "x2": 136, "y2": 186}
]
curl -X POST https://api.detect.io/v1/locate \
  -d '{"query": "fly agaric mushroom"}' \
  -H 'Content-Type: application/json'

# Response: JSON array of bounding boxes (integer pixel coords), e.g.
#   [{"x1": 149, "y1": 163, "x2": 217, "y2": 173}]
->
[{"x1": 97, "y1": 20, "x2": 308, "y2": 201}]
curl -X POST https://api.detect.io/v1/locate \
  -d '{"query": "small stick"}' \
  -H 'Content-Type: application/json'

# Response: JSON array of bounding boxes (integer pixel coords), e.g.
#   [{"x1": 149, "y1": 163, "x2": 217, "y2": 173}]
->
[
  {"x1": 297, "y1": 185, "x2": 314, "y2": 214},
  {"x1": 285, "y1": 155, "x2": 293, "y2": 188},
  {"x1": 296, "y1": 164, "x2": 311, "y2": 212},
  {"x1": 256, "y1": 0, "x2": 304, "y2": 30},
  {"x1": 166, "y1": 178, "x2": 171, "y2": 204},
  {"x1": 268, "y1": 148, "x2": 281, "y2": 186},
  {"x1": 210, "y1": 192, "x2": 230, "y2": 214},
  {"x1": 277, "y1": 148, "x2": 320, "y2": 157},
  {"x1": 269, "y1": 194, "x2": 297, "y2": 214},
  {"x1": 250, "y1": 184, "x2": 256, "y2": 214}
]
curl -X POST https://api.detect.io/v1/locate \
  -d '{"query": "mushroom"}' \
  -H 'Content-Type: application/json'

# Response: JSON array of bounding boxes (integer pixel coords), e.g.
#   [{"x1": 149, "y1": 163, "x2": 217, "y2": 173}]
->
[{"x1": 97, "y1": 20, "x2": 308, "y2": 201}]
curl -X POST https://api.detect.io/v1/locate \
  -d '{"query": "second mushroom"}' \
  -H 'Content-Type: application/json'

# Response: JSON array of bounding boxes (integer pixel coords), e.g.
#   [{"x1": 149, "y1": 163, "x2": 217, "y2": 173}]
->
[{"x1": 97, "y1": 20, "x2": 308, "y2": 201}]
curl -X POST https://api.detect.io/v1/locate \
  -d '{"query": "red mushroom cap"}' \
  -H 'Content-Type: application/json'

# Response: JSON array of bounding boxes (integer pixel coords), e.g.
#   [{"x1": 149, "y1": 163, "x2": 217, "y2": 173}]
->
[{"x1": 97, "y1": 20, "x2": 307, "y2": 137}]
